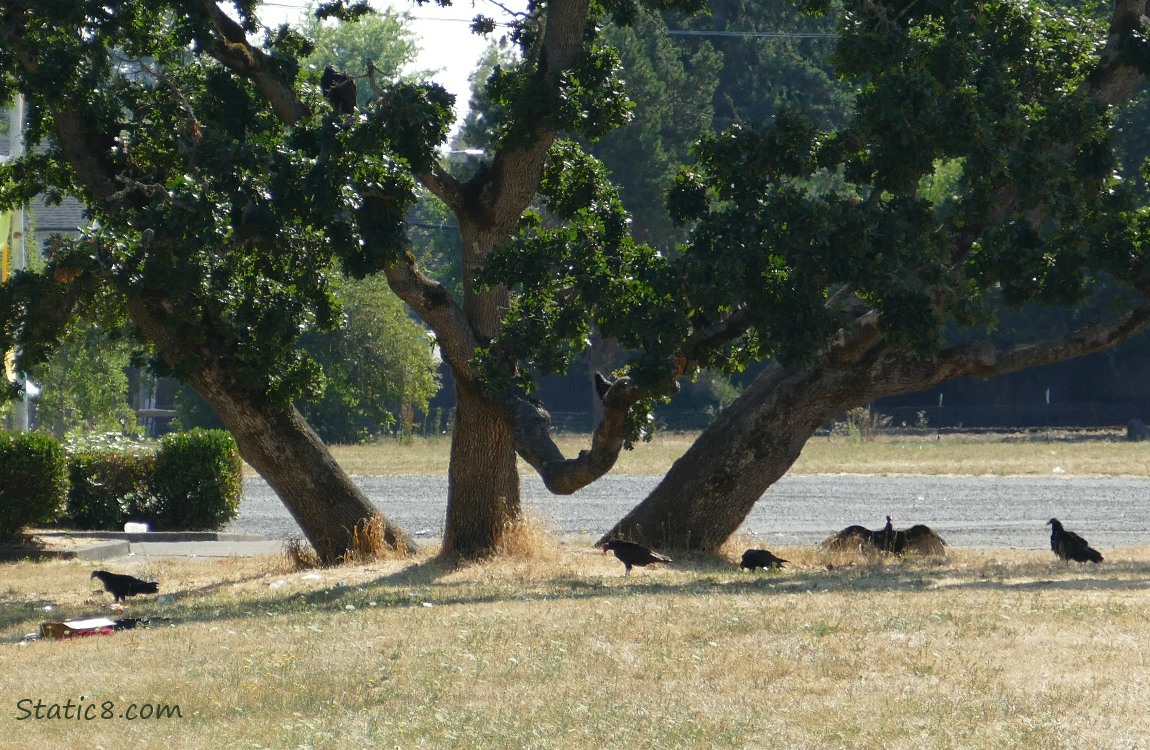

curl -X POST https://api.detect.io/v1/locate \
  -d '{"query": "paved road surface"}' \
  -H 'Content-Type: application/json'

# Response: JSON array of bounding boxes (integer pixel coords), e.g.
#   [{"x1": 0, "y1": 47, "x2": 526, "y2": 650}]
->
[{"x1": 226, "y1": 474, "x2": 1150, "y2": 551}]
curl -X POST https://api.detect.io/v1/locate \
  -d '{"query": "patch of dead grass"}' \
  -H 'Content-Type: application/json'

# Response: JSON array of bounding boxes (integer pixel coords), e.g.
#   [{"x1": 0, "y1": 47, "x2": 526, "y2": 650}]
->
[{"x1": 240, "y1": 430, "x2": 1150, "y2": 479}]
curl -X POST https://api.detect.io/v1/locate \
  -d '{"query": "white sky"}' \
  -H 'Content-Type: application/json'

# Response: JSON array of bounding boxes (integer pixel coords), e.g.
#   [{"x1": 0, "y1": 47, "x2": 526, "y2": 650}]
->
[{"x1": 259, "y1": 1, "x2": 514, "y2": 131}]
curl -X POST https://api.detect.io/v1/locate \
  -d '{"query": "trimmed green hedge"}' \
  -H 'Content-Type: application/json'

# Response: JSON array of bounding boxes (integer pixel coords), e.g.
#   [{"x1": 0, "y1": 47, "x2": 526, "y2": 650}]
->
[
  {"x1": 0, "y1": 433, "x2": 68, "y2": 542},
  {"x1": 1, "y1": 429, "x2": 244, "y2": 533},
  {"x1": 149, "y1": 429, "x2": 243, "y2": 531},
  {"x1": 66, "y1": 450, "x2": 156, "y2": 530}
]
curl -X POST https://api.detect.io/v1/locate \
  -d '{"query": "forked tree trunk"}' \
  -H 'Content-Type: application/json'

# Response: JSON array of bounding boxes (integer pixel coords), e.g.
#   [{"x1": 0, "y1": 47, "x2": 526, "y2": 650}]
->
[{"x1": 441, "y1": 381, "x2": 521, "y2": 558}]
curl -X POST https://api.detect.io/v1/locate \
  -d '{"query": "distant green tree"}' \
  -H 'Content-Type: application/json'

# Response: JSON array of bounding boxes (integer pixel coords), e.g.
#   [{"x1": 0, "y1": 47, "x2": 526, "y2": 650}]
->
[
  {"x1": 175, "y1": 274, "x2": 440, "y2": 444},
  {"x1": 407, "y1": 193, "x2": 462, "y2": 302},
  {"x1": 31, "y1": 321, "x2": 138, "y2": 440},
  {"x1": 590, "y1": 16, "x2": 722, "y2": 248},
  {"x1": 299, "y1": 274, "x2": 439, "y2": 443},
  {"x1": 297, "y1": 7, "x2": 427, "y2": 107},
  {"x1": 670, "y1": 0, "x2": 853, "y2": 131},
  {"x1": 454, "y1": 43, "x2": 518, "y2": 154}
]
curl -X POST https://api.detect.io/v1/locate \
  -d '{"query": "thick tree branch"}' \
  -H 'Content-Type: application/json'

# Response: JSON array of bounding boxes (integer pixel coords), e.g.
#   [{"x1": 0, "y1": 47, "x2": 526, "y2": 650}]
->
[
  {"x1": 200, "y1": 1, "x2": 308, "y2": 125},
  {"x1": 381, "y1": 251, "x2": 479, "y2": 373},
  {"x1": 510, "y1": 378, "x2": 643, "y2": 494},
  {"x1": 458, "y1": 0, "x2": 591, "y2": 236},
  {"x1": 417, "y1": 163, "x2": 466, "y2": 213},
  {"x1": 868, "y1": 304, "x2": 1150, "y2": 399}
]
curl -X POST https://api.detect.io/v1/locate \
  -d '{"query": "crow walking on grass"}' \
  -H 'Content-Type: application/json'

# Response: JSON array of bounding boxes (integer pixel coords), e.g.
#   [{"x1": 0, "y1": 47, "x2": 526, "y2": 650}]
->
[
  {"x1": 601, "y1": 539, "x2": 672, "y2": 576},
  {"x1": 740, "y1": 548, "x2": 788, "y2": 570},
  {"x1": 91, "y1": 570, "x2": 159, "y2": 603}
]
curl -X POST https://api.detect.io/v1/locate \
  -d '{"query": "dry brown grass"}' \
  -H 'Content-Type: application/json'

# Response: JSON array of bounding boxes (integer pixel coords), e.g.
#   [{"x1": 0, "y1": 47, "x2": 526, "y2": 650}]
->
[
  {"x1": 239, "y1": 429, "x2": 1150, "y2": 479},
  {"x1": 4, "y1": 543, "x2": 1150, "y2": 748}
]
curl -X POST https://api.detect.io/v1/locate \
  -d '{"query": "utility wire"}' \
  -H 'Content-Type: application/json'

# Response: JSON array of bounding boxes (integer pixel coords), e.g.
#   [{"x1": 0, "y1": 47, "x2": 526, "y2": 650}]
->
[
  {"x1": 259, "y1": 2, "x2": 834, "y2": 35},
  {"x1": 668, "y1": 30, "x2": 837, "y2": 39}
]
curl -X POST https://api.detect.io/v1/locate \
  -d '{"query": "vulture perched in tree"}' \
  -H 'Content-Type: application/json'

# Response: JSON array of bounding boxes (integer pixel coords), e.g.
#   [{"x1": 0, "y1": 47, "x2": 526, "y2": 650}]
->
[
  {"x1": 91, "y1": 570, "x2": 159, "y2": 603},
  {"x1": 824, "y1": 515, "x2": 946, "y2": 556},
  {"x1": 1047, "y1": 518, "x2": 1103, "y2": 563},
  {"x1": 601, "y1": 539, "x2": 672, "y2": 576},
  {"x1": 740, "y1": 548, "x2": 788, "y2": 570},
  {"x1": 320, "y1": 65, "x2": 357, "y2": 115}
]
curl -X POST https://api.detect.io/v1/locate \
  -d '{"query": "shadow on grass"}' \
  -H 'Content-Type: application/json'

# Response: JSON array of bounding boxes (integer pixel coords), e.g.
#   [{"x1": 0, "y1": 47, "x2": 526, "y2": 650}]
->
[{"x1": 5, "y1": 553, "x2": 1150, "y2": 641}]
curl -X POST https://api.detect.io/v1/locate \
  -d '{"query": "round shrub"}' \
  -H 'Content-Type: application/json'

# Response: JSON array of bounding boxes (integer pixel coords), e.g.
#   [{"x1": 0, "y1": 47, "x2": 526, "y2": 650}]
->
[
  {"x1": 0, "y1": 432, "x2": 67, "y2": 542},
  {"x1": 150, "y1": 429, "x2": 242, "y2": 530}
]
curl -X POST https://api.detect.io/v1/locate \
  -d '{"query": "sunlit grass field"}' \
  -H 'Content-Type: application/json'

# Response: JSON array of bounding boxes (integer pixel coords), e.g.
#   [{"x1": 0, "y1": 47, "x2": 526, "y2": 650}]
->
[
  {"x1": 9, "y1": 429, "x2": 1150, "y2": 748},
  {"x1": 316, "y1": 428, "x2": 1150, "y2": 478},
  {"x1": 3, "y1": 543, "x2": 1150, "y2": 749}
]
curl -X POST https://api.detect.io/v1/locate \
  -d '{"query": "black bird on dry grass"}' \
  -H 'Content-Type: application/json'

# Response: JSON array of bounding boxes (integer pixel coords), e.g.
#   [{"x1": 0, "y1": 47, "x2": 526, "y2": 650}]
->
[
  {"x1": 824, "y1": 515, "x2": 946, "y2": 556},
  {"x1": 740, "y1": 548, "x2": 788, "y2": 570},
  {"x1": 91, "y1": 570, "x2": 159, "y2": 603},
  {"x1": 1047, "y1": 518, "x2": 1103, "y2": 563},
  {"x1": 601, "y1": 539, "x2": 672, "y2": 576}
]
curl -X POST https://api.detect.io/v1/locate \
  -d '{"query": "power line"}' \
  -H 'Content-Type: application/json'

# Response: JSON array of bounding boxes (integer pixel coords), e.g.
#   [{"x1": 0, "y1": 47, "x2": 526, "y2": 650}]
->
[{"x1": 668, "y1": 30, "x2": 837, "y2": 39}]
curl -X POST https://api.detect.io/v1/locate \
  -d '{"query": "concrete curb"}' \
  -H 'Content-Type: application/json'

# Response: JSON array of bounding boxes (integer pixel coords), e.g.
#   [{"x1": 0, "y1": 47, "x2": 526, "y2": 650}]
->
[
  {"x1": 35, "y1": 530, "x2": 267, "y2": 543},
  {"x1": 0, "y1": 541, "x2": 131, "y2": 563}
]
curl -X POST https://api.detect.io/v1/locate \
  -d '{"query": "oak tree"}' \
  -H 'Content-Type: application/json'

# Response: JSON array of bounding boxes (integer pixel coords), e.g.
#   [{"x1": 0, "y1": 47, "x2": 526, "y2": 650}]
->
[{"x1": 490, "y1": 0, "x2": 1150, "y2": 550}]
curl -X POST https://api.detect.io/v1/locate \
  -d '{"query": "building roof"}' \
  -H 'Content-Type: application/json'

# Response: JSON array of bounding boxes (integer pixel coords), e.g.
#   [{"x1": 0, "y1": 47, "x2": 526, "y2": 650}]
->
[{"x1": 2, "y1": 140, "x2": 89, "y2": 239}]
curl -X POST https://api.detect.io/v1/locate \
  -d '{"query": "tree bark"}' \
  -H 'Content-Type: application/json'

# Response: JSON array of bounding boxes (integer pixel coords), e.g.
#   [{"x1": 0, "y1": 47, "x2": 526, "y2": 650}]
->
[
  {"x1": 194, "y1": 365, "x2": 414, "y2": 563},
  {"x1": 127, "y1": 298, "x2": 414, "y2": 565},
  {"x1": 603, "y1": 309, "x2": 1150, "y2": 550},
  {"x1": 442, "y1": 381, "x2": 521, "y2": 558}
]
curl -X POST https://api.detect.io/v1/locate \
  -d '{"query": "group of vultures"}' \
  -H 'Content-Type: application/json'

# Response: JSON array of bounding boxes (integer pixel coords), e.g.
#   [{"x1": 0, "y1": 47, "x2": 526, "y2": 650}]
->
[
  {"x1": 88, "y1": 516, "x2": 1105, "y2": 605},
  {"x1": 600, "y1": 516, "x2": 1104, "y2": 576}
]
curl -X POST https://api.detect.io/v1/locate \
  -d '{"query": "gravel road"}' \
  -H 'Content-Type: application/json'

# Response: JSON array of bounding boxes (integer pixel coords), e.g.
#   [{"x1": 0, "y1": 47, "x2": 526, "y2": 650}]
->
[{"x1": 225, "y1": 474, "x2": 1150, "y2": 552}]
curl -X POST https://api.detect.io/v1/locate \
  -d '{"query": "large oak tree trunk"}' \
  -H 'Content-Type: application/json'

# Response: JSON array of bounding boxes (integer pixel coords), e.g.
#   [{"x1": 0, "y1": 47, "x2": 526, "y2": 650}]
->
[
  {"x1": 192, "y1": 366, "x2": 414, "y2": 564},
  {"x1": 601, "y1": 361, "x2": 858, "y2": 549},
  {"x1": 605, "y1": 309, "x2": 1150, "y2": 551},
  {"x1": 128, "y1": 300, "x2": 413, "y2": 564},
  {"x1": 441, "y1": 381, "x2": 521, "y2": 558}
]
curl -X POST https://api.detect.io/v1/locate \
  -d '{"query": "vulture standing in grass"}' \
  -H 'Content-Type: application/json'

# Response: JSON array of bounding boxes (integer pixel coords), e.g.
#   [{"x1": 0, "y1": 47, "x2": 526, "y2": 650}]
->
[
  {"x1": 740, "y1": 548, "x2": 788, "y2": 570},
  {"x1": 824, "y1": 515, "x2": 946, "y2": 556},
  {"x1": 91, "y1": 570, "x2": 159, "y2": 603},
  {"x1": 1047, "y1": 518, "x2": 1104, "y2": 563},
  {"x1": 601, "y1": 539, "x2": 672, "y2": 576}
]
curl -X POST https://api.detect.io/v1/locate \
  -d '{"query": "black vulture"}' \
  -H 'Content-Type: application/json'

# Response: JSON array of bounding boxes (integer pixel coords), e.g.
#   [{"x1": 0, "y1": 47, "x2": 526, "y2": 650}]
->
[
  {"x1": 594, "y1": 371, "x2": 614, "y2": 401},
  {"x1": 824, "y1": 518, "x2": 890, "y2": 552},
  {"x1": 320, "y1": 65, "x2": 357, "y2": 115},
  {"x1": 895, "y1": 523, "x2": 948, "y2": 556},
  {"x1": 91, "y1": 570, "x2": 159, "y2": 603},
  {"x1": 601, "y1": 539, "x2": 672, "y2": 576},
  {"x1": 1047, "y1": 518, "x2": 1103, "y2": 563},
  {"x1": 824, "y1": 515, "x2": 946, "y2": 556},
  {"x1": 740, "y1": 548, "x2": 788, "y2": 570}
]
